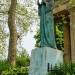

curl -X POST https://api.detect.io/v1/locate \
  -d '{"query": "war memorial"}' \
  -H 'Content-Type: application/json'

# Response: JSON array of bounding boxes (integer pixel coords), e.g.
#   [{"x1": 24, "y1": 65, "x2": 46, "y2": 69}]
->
[
  {"x1": 29, "y1": 0, "x2": 75, "y2": 75},
  {"x1": 29, "y1": 0, "x2": 63, "y2": 75}
]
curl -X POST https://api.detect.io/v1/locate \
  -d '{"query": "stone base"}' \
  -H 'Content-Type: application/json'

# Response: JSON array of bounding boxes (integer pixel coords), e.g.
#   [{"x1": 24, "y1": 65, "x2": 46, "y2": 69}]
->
[{"x1": 29, "y1": 47, "x2": 63, "y2": 75}]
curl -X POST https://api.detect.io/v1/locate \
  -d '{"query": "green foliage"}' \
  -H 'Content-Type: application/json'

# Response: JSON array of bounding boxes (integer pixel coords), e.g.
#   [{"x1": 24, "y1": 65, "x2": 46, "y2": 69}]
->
[
  {"x1": 1, "y1": 67, "x2": 29, "y2": 75},
  {"x1": 0, "y1": 57, "x2": 30, "y2": 75},
  {"x1": 0, "y1": 50, "x2": 30, "y2": 75},
  {"x1": 55, "y1": 14, "x2": 69, "y2": 50},
  {"x1": 34, "y1": 29, "x2": 41, "y2": 47},
  {"x1": 69, "y1": 0, "x2": 75, "y2": 7},
  {"x1": 0, "y1": 25, "x2": 8, "y2": 58},
  {"x1": 16, "y1": 57, "x2": 30, "y2": 67},
  {"x1": 16, "y1": 55, "x2": 30, "y2": 67},
  {"x1": 55, "y1": 15, "x2": 64, "y2": 50},
  {"x1": 55, "y1": 25, "x2": 64, "y2": 50},
  {"x1": 16, "y1": 4, "x2": 31, "y2": 33},
  {"x1": 0, "y1": 0, "x2": 34, "y2": 59},
  {"x1": 0, "y1": 60, "x2": 9, "y2": 74},
  {"x1": 48, "y1": 64, "x2": 75, "y2": 75},
  {"x1": 16, "y1": 49, "x2": 30, "y2": 67}
]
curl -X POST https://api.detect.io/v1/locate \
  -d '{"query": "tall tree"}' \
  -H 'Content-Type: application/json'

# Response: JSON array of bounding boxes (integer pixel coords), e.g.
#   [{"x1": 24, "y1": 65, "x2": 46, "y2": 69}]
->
[
  {"x1": 8, "y1": 0, "x2": 17, "y2": 66},
  {"x1": 0, "y1": 0, "x2": 37, "y2": 62}
]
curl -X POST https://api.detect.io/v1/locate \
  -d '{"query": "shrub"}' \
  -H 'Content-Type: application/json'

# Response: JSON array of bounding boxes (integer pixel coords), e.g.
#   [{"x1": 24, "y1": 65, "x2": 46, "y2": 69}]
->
[
  {"x1": 16, "y1": 56, "x2": 30, "y2": 67},
  {"x1": 0, "y1": 49, "x2": 30, "y2": 75},
  {"x1": 0, "y1": 55, "x2": 30, "y2": 75},
  {"x1": 16, "y1": 49, "x2": 30, "y2": 67},
  {"x1": 48, "y1": 64, "x2": 75, "y2": 75},
  {"x1": 1, "y1": 67, "x2": 29, "y2": 75},
  {"x1": 0, "y1": 60, "x2": 9, "y2": 74}
]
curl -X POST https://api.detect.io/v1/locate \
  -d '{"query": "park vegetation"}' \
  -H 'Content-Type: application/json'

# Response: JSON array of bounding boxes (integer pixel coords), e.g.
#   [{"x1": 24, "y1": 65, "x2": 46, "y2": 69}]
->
[
  {"x1": 48, "y1": 64, "x2": 75, "y2": 75},
  {"x1": 0, "y1": 0, "x2": 75, "y2": 75},
  {"x1": 0, "y1": 0, "x2": 34, "y2": 74}
]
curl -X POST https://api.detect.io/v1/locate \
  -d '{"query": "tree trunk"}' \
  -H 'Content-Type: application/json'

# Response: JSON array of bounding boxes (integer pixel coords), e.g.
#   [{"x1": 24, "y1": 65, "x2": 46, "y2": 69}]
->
[{"x1": 8, "y1": 0, "x2": 17, "y2": 67}]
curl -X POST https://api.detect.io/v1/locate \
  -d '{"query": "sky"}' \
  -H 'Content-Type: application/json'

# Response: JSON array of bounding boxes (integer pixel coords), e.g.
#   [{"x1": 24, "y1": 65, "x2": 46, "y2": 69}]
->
[
  {"x1": 22, "y1": 31, "x2": 36, "y2": 56},
  {"x1": 22, "y1": 23, "x2": 39, "y2": 56},
  {"x1": 19, "y1": 0, "x2": 39, "y2": 56}
]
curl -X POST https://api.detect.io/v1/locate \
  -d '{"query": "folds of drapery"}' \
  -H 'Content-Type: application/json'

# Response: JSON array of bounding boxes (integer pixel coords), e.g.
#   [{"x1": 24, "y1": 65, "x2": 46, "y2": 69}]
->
[{"x1": 38, "y1": 1, "x2": 56, "y2": 48}]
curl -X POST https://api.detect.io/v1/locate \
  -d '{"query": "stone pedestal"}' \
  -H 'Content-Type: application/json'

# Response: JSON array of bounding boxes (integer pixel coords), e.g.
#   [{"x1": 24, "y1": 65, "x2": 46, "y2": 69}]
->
[{"x1": 29, "y1": 47, "x2": 63, "y2": 75}]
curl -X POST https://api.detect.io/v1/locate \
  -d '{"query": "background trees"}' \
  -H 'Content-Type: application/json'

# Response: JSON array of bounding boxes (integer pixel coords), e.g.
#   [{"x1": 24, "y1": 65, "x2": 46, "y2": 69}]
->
[
  {"x1": 0, "y1": 0, "x2": 37, "y2": 67},
  {"x1": 0, "y1": 0, "x2": 35, "y2": 73},
  {"x1": 8, "y1": 0, "x2": 17, "y2": 66}
]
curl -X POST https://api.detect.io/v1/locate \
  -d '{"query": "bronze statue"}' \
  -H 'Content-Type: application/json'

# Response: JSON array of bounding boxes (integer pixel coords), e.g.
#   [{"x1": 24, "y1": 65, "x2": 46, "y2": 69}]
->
[{"x1": 37, "y1": 0, "x2": 56, "y2": 48}]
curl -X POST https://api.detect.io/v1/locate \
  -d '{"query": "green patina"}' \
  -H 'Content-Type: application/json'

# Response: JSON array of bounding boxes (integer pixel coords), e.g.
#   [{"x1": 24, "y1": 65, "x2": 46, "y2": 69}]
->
[{"x1": 38, "y1": 0, "x2": 56, "y2": 48}]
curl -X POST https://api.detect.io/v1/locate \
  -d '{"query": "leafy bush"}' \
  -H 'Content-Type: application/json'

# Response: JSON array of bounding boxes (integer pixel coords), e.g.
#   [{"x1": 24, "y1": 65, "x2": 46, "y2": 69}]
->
[
  {"x1": 1, "y1": 67, "x2": 29, "y2": 75},
  {"x1": 16, "y1": 56, "x2": 30, "y2": 67},
  {"x1": 16, "y1": 48, "x2": 30, "y2": 67},
  {"x1": 0, "y1": 60, "x2": 9, "y2": 74},
  {"x1": 0, "y1": 60, "x2": 29, "y2": 75},
  {"x1": 48, "y1": 64, "x2": 75, "y2": 75},
  {"x1": 0, "y1": 54, "x2": 30, "y2": 75},
  {"x1": 0, "y1": 49, "x2": 30, "y2": 75}
]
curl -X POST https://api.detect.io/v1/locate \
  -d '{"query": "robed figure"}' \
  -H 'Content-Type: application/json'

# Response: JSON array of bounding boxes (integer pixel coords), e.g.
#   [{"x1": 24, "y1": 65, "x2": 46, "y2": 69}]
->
[
  {"x1": 38, "y1": 0, "x2": 56, "y2": 48},
  {"x1": 29, "y1": 1, "x2": 63, "y2": 75}
]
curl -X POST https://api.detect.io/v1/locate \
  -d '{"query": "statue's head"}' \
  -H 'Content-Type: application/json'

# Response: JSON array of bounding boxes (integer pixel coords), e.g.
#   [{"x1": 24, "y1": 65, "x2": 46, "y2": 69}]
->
[
  {"x1": 37, "y1": 0, "x2": 41, "y2": 4},
  {"x1": 45, "y1": 0, "x2": 54, "y2": 10},
  {"x1": 37, "y1": 0, "x2": 54, "y2": 10}
]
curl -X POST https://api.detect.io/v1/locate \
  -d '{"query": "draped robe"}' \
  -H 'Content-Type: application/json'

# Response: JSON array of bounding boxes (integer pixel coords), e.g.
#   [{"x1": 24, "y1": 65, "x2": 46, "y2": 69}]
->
[{"x1": 38, "y1": 1, "x2": 56, "y2": 48}]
